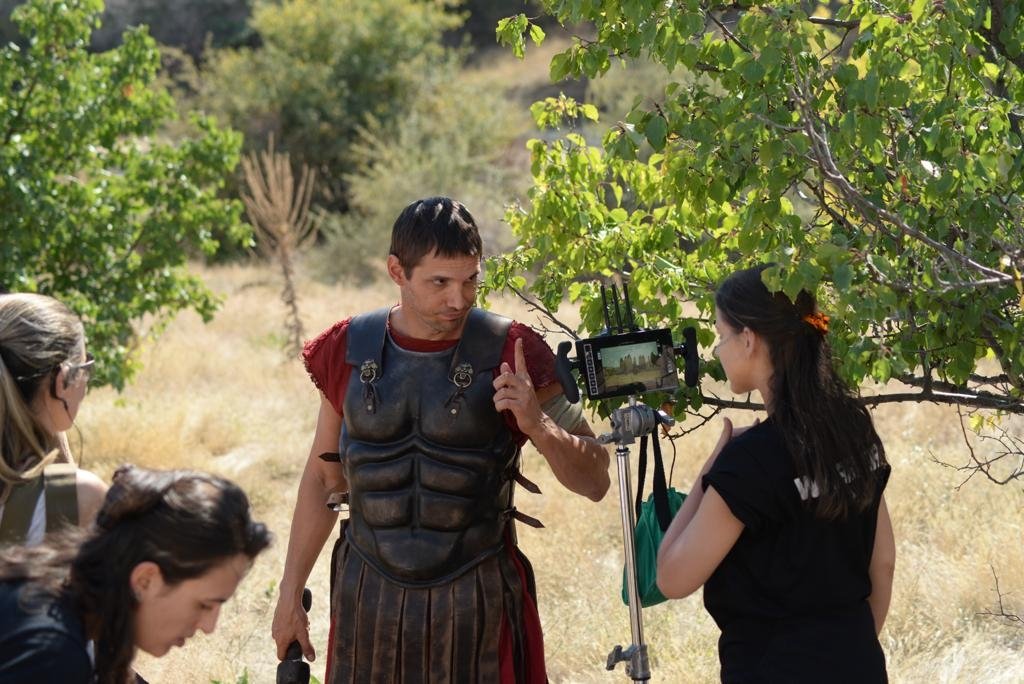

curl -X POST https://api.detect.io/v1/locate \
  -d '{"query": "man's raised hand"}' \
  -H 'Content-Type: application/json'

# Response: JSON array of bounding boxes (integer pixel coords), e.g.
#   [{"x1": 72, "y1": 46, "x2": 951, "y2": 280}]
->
[{"x1": 492, "y1": 337, "x2": 545, "y2": 435}]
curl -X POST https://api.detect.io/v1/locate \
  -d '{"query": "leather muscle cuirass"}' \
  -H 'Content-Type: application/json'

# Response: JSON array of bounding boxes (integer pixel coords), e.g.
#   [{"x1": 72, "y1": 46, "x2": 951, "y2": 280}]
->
[{"x1": 340, "y1": 308, "x2": 521, "y2": 586}]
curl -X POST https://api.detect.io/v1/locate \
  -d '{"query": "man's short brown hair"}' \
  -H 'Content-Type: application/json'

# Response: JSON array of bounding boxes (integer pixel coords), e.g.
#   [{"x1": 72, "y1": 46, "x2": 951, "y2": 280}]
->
[{"x1": 389, "y1": 197, "x2": 483, "y2": 274}]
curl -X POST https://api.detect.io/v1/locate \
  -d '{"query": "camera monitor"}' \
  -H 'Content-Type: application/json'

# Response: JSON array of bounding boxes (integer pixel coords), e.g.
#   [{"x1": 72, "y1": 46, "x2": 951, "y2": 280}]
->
[{"x1": 575, "y1": 328, "x2": 678, "y2": 400}]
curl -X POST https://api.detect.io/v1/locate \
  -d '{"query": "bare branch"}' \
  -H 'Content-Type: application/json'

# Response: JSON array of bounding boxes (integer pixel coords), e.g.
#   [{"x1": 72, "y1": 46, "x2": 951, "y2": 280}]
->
[
  {"x1": 807, "y1": 16, "x2": 860, "y2": 30},
  {"x1": 698, "y1": 395, "x2": 766, "y2": 411},
  {"x1": 873, "y1": 377, "x2": 1024, "y2": 414},
  {"x1": 506, "y1": 284, "x2": 580, "y2": 339},
  {"x1": 977, "y1": 564, "x2": 1023, "y2": 626},
  {"x1": 709, "y1": 11, "x2": 751, "y2": 53},
  {"x1": 667, "y1": 405, "x2": 723, "y2": 438},
  {"x1": 693, "y1": 372, "x2": 1024, "y2": 414},
  {"x1": 932, "y1": 407, "x2": 1024, "y2": 487}
]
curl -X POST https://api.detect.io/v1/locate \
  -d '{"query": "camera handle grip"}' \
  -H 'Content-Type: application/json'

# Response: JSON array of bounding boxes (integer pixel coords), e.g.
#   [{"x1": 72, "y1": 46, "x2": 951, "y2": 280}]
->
[
  {"x1": 555, "y1": 341, "x2": 581, "y2": 404},
  {"x1": 682, "y1": 326, "x2": 699, "y2": 387}
]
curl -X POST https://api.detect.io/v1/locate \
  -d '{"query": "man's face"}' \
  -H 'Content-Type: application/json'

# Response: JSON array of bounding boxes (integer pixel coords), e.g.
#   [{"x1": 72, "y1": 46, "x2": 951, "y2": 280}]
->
[{"x1": 388, "y1": 251, "x2": 481, "y2": 340}]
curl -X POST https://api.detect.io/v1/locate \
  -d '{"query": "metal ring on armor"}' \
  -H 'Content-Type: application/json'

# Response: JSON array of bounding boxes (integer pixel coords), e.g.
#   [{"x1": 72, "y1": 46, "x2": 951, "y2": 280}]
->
[
  {"x1": 359, "y1": 359, "x2": 380, "y2": 413},
  {"x1": 359, "y1": 360, "x2": 380, "y2": 383},
  {"x1": 445, "y1": 362, "x2": 475, "y2": 417},
  {"x1": 451, "y1": 362, "x2": 474, "y2": 388}
]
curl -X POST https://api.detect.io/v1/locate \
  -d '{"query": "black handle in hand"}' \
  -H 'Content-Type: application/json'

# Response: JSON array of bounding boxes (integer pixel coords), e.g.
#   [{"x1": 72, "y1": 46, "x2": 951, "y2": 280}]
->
[{"x1": 277, "y1": 588, "x2": 313, "y2": 684}]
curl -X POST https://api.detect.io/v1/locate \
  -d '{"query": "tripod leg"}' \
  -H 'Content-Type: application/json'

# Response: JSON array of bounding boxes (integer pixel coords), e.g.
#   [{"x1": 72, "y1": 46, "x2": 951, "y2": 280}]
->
[{"x1": 613, "y1": 443, "x2": 651, "y2": 682}]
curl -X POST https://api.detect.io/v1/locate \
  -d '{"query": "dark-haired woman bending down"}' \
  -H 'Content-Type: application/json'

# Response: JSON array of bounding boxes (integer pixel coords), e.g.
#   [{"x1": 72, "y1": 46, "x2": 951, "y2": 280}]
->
[
  {"x1": 656, "y1": 265, "x2": 895, "y2": 684},
  {"x1": 0, "y1": 465, "x2": 272, "y2": 684}
]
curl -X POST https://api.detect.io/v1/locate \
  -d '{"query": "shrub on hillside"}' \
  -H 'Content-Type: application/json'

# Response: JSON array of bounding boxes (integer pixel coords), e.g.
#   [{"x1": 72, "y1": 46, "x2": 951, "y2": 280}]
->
[
  {"x1": 310, "y1": 66, "x2": 522, "y2": 284},
  {"x1": 200, "y1": 0, "x2": 463, "y2": 212}
]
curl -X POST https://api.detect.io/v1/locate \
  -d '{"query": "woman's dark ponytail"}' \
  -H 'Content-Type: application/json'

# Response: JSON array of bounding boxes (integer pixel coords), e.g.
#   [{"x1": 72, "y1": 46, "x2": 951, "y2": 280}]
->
[{"x1": 716, "y1": 265, "x2": 886, "y2": 520}]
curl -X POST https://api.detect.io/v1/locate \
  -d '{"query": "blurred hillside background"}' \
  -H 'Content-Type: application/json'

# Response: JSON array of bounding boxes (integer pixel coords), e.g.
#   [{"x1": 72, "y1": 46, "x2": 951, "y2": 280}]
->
[{"x1": 3, "y1": 0, "x2": 1022, "y2": 681}]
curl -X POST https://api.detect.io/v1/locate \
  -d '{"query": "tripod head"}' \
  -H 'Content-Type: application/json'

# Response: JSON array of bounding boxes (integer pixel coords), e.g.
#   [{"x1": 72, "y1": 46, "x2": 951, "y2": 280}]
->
[{"x1": 599, "y1": 397, "x2": 676, "y2": 446}]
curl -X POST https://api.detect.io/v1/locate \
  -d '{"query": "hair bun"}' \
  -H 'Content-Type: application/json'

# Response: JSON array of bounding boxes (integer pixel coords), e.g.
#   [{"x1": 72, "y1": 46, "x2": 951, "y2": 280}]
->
[{"x1": 95, "y1": 465, "x2": 171, "y2": 530}]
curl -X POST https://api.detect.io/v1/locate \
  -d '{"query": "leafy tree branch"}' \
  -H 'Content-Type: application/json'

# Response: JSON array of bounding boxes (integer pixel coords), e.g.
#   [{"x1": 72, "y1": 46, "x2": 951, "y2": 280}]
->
[{"x1": 491, "y1": 0, "x2": 1024, "y2": 479}]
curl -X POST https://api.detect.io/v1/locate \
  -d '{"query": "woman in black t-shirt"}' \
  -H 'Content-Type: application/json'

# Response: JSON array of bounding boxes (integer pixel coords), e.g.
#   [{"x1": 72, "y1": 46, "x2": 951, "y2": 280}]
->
[
  {"x1": 0, "y1": 465, "x2": 272, "y2": 684},
  {"x1": 656, "y1": 265, "x2": 895, "y2": 683}
]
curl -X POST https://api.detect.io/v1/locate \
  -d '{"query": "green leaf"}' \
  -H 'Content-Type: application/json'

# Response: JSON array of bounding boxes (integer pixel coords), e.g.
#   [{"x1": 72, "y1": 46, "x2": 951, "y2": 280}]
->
[
  {"x1": 2, "y1": 0, "x2": 246, "y2": 389},
  {"x1": 739, "y1": 58, "x2": 766, "y2": 84},
  {"x1": 911, "y1": 0, "x2": 928, "y2": 22},
  {"x1": 550, "y1": 52, "x2": 572, "y2": 81},
  {"x1": 863, "y1": 70, "x2": 880, "y2": 112},
  {"x1": 490, "y1": 0, "x2": 1024, "y2": 415},
  {"x1": 645, "y1": 115, "x2": 668, "y2": 151},
  {"x1": 834, "y1": 64, "x2": 859, "y2": 87},
  {"x1": 496, "y1": 14, "x2": 529, "y2": 58},
  {"x1": 833, "y1": 263, "x2": 853, "y2": 291},
  {"x1": 529, "y1": 23, "x2": 546, "y2": 47}
]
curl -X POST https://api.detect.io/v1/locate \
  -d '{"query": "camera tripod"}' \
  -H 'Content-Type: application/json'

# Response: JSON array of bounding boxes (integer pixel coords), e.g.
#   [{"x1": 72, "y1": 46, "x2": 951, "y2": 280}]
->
[{"x1": 599, "y1": 397, "x2": 675, "y2": 683}]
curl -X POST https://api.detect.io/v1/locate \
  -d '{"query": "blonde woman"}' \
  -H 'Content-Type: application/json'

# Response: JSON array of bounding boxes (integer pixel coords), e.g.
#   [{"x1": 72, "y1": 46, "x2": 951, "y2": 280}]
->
[{"x1": 0, "y1": 293, "x2": 107, "y2": 545}]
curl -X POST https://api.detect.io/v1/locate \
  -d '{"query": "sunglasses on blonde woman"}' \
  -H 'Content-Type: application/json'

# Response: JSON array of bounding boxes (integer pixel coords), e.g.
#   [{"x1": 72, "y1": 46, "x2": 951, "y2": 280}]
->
[
  {"x1": 68, "y1": 352, "x2": 96, "y2": 384},
  {"x1": 15, "y1": 352, "x2": 95, "y2": 385}
]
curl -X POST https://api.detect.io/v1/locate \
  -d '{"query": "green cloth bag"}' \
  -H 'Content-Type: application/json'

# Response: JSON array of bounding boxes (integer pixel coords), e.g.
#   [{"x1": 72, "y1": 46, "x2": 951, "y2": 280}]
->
[
  {"x1": 621, "y1": 434, "x2": 687, "y2": 608},
  {"x1": 621, "y1": 487, "x2": 686, "y2": 607}
]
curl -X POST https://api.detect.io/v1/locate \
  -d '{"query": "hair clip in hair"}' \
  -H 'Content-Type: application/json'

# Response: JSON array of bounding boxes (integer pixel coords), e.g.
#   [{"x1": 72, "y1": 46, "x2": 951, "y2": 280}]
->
[{"x1": 802, "y1": 311, "x2": 830, "y2": 335}]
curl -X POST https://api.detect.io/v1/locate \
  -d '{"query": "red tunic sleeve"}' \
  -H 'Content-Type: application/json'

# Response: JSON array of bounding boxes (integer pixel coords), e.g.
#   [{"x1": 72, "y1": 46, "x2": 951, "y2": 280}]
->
[
  {"x1": 502, "y1": 322, "x2": 558, "y2": 390},
  {"x1": 301, "y1": 318, "x2": 353, "y2": 416}
]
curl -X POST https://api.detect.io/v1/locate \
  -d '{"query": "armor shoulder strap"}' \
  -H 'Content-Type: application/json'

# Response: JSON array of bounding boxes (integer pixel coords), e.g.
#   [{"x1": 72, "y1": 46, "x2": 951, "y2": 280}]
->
[
  {"x1": 43, "y1": 463, "x2": 79, "y2": 532},
  {"x1": 451, "y1": 308, "x2": 514, "y2": 374},
  {"x1": 344, "y1": 308, "x2": 391, "y2": 367},
  {"x1": 0, "y1": 476, "x2": 44, "y2": 545}
]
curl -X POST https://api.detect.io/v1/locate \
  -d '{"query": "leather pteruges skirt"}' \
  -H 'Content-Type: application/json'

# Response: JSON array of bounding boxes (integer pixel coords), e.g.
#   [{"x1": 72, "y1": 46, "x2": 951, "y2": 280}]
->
[{"x1": 326, "y1": 529, "x2": 536, "y2": 683}]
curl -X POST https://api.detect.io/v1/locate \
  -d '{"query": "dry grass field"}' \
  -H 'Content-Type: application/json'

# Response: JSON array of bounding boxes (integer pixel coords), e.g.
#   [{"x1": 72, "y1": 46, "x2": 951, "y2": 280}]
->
[{"x1": 71, "y1": 261, "x2": 1024, "y2": 683}]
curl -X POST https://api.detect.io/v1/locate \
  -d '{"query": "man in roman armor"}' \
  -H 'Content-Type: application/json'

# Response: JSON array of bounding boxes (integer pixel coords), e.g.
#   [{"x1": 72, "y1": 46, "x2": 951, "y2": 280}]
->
[{"x1": 272, "y1": 197, "x2": 611, "y2": 682}]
